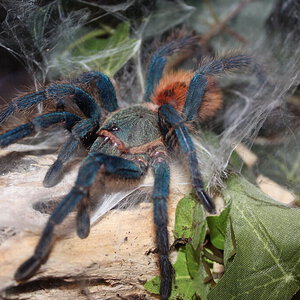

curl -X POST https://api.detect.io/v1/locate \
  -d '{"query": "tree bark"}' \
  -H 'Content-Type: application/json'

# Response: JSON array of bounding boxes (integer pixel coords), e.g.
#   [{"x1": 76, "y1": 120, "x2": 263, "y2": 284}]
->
[{"x1": 0, "y1": 147, "x2": 190, "y2": 300}]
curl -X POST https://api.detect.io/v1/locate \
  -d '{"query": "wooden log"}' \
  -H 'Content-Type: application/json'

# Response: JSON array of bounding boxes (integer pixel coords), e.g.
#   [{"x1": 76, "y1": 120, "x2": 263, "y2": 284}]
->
[{"x1": 0, "y1": 146, "x2": 191, "y2": 299}]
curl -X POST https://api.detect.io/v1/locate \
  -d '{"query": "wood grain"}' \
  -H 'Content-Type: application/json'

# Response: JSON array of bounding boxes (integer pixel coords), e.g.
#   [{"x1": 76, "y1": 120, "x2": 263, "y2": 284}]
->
[{"x1": 0, "y1": 147, "x2": 191, "y2": 299}]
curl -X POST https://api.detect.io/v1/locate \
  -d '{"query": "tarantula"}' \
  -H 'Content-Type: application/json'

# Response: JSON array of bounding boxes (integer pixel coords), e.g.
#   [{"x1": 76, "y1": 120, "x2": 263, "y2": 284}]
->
[{"x1": 0, "y1": 37, "x2": 254, "y2": 299}]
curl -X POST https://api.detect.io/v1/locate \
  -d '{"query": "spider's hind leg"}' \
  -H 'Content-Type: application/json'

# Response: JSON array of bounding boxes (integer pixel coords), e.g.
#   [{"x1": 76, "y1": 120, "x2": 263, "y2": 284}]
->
[
  {"x1": 198, "y1": 54, "x2": 252, "y2": 75},
  {"x1": 198, "y1": 54, "x2": 269, "y2": 86}
]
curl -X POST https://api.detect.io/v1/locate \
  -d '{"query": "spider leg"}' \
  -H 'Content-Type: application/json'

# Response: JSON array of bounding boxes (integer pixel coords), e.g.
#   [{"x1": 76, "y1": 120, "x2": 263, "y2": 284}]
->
[
  {"x1": 0, "y1": 70, "x2": 119, "y2": 125},
  {"x1": 151, "y1": 156, "x2": 173, "y2": 300},
  {"x1": 14, "y1": 152, "x2": 146, "y2": 282},
  {"x1": 182, "y1": 72, "x2": 208, "y2": 121},
  {"x1": 43, "y1": 118, "x2": 99, "y2": 187},
  {"x1": 0, "y1": 85, "x2": 101, "y2": 125},
  {"x1": 158, "y1": 103, "x2": 216, "y2": 213},
  {"x1": 183, "y1": 55, "x2": 269, "y2": 122},
  {"x1": 46, "y1": 84, "x2": 102, "y2": 119},
  {"x1": 198, "y1": 55, "x2": 252, "y2": 75},
  {"x1": 74, "y1": 71, "x2": 119, "y2": 112},
  {"x1": 0, "y1": 92, "x2": 44, "y2": 124},
  {"x1": 76, "y1": 197, "x2": 90, "y2": 239},
  {"x1": 43, "y1": 136, "x2": 80, "y2": 187},
  {"x1": 182, "y1": 55, "x2": 252, "y2": 122},
  {"x1": 198, "y1": 54, "x2": 269, "y2": 85},
  {"x1": 144, "y1": 36, "x2": 199, "y2": 102},
  {"x1": 0, "y1": 112, "x2": 81, "y2": 148}
]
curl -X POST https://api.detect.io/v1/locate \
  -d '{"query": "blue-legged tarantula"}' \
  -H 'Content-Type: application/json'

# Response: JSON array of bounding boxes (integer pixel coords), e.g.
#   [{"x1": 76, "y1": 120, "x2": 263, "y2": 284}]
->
[{"x1": 0, "y1": 36, "x2": 254, "y2": 299}]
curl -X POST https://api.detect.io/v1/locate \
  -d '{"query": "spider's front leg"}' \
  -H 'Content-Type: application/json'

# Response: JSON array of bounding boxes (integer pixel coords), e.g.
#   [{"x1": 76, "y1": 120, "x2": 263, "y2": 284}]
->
[
  {"x1": 151, "y1": 152, "x2": 173, "y2": 300},
  {"x1": 43, "y1": 118, "x2": 100, "y2": 187},
  {"x1": 14, "y1": 152, "x2": 146, "y2": 281}
]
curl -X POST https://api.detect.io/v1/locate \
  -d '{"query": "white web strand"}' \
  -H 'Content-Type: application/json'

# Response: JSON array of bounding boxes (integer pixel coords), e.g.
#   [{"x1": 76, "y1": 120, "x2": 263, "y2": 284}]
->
[
  {"x1": 195, "y1": 31, "x2": 300, "y2": 188},
  {"x1": 0, "y1": 1, "x2": 91, "y2": 84},
  {"x1": 90, "y1": 162, "x2": 191, "y2": 225}
]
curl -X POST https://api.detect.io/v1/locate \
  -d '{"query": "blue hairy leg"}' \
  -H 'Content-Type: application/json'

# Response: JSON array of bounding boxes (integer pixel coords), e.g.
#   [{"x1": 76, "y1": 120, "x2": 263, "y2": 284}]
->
[
  {"x1": 183, "y1": 55, "x2": 257, "y2": 121},
  {"x1": 0, "y1": 92, "x2": 44, "y2": 124},
  {"x1": 151, "y1": 157, "x2": 173, "y2": 300},
  {"x1": 15, "y1": 152, "x2": 146, "y2": 282},
  {"x1": 0, "y1": 71, "x2": 120, "y2": 186},
  {"x1": 74, "y1": 153, "x2": 147, "y2": 238},
  {"x1": 43, "y1": 118, "x2": 100, "y2": 187},
  {"x1": 158, "y1": 103, "x2": 216, "y2": 213},
  {"x1": 197, "y1": 54, "x2": 270, "y2": 85},
  {"x1": 183, "y1": 72, "x2": 208, "y2": 121},
  {"x1": 197, "y1": 54, "x2": 252, "y2": 75},
  {"x1": 0, "y1": 71, "x2": 118, "y2": 125},
  {"x1": 144, "y1": 36, "x2": 199, "y2": 102},
  {"x1": 0, "y1": 85, "x2": 100, "y2": 124},
  {"x1": 46, "y1": 84, "x2": 102, "y2": 119},
  {"x1": 74, "y1": 71, "x2": 119, "y2": 112},
  {"x1": 0, "y1": 112, "x2": 81, "y2": 148}
]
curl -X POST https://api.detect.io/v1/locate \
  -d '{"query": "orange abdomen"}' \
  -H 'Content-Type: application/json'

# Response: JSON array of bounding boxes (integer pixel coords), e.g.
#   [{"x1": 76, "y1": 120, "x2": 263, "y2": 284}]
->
[{"x1": 151, "y1": 70, "x2": 222, "y2": 121}]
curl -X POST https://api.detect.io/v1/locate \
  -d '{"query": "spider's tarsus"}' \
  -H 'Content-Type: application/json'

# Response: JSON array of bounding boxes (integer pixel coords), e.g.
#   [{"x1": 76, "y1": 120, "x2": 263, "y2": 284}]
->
[
  {"x1": 76, "y1": 205, "x2": 91, "y2": 239},
  {"x1": 160, "y1": 255, "x2": 173, "y2": 300},
  {"x1": 198, "y1": 190, "x2": 216, "y2": 214},
  {"x1": 0, "y1": 107, "x2": 14, "y2": 125},
  {"x1": 43, "y1": 160, "x2": 63, "y2": 187},
  {"x1": 14, "y1": 256, "x2": 41, "y2": 282}
]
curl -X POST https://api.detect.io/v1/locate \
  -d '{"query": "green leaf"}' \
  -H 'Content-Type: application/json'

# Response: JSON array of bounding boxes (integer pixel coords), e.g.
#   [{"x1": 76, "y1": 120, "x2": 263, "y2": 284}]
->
[
  {"x1": 144, "y1": 275, "x2": 160, "y2": 295},
  {"x1": 207, "y1": 204, "x2": 230, "y2": 250},
  {"x1": 171, "y1": 248, "x2": 211, "y2": 300},
  {"x1": 172, "y1": 248, "x2": 199, "y2": 299},
  {"x1": 145, "y1": 194, "x2": 211, "y2": 299},
  {"x1": 174, "y1": 194, "x2": 206, "y2": 249},
  {"x1": 56, "y1": 23, "x2": 140, "y2": 77},
  {"x1": 186, "y1": 243, "x2": 200, "y2": 279},
  {"x1": 208, "y1": 175, "x2": 300, "y2": 300},
  {"x1": 144, "y1": 249, "x2": 197, "y2": 298},
  {"x1": 173, "y1": 195, "x2": 211, "y2": 299}
]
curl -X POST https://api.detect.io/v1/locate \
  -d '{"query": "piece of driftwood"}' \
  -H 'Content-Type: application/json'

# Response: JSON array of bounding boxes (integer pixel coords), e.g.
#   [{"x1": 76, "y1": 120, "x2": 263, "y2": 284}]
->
[
  {"x1": 0, "y1": 146, "x2": 192, "y2": 300},
  {"x1": 0, "y1": 142, "x2": 293, "y2": 299},
  {"x1": 0, "y1": 202, "x2": 181, "y2": 299}
]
